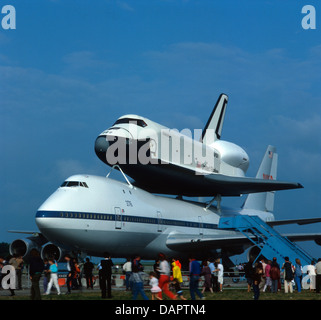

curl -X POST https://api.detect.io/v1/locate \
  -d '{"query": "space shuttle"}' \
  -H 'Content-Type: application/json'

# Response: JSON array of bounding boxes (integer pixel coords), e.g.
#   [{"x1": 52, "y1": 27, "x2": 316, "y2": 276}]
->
[{"x1": 95, "y1": 94, "x2": 302, "y2": 197}]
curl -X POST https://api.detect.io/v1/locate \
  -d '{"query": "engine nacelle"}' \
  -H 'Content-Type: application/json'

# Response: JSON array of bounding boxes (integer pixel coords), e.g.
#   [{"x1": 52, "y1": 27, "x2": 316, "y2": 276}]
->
[
  {"x1": 41, "y1": 243, "x2": 68, "y2": 262},
  {"x1": 9, "y1": 238, "x2": 42, "y2": 261}
]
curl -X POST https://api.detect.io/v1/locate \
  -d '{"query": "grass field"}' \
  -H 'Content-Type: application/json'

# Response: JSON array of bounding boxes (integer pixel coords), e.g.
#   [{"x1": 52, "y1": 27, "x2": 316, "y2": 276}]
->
[{"x1": 1, "y1": 288, "x2": 320, "y2": 301}]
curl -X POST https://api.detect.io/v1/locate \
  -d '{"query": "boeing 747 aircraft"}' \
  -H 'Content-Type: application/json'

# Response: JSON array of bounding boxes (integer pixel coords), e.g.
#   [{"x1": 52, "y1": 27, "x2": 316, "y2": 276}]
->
[{"x1": 9, "y1": 146, "x2": 321, "y2": 263}]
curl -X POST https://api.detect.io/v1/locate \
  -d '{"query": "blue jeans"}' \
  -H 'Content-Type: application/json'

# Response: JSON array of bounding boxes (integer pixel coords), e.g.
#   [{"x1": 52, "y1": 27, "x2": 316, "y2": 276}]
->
[
  {"x1": 132, "y1": 282, "x2": 149, "y2": 300},
  {"x1": 253, "y1": 284, "x2": 260, "y2": 300},
  {"x1": 125, "y1": 272, "x2": 132, "y2": 290},
  {"x1": 190, "y1": 275, "x2": 204, "y2": 300},
  {"x1": 271, "y1": 279, "x2": 278, "y2": 293},
  {"x1": 294, "y1": 275, "x2": 301, "y2": 292}
]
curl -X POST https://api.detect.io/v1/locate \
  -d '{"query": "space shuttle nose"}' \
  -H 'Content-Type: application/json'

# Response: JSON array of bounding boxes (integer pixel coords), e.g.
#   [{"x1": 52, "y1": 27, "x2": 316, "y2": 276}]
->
[{"x1": 95, "y1": 136, "x2": 109, "y2": 163}]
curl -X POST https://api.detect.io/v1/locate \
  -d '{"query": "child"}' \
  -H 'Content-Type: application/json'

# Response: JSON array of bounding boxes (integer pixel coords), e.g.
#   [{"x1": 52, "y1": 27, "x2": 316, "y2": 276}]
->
[
  {"x1": 45, "y1": 259, "x2": 61, "y2": 295},
  {"x1": 149, "y1": 272, "x2": 162, "y2": 300},
  {"x1": 172, "y1": 278, "x2": 187, "y2": 300}
]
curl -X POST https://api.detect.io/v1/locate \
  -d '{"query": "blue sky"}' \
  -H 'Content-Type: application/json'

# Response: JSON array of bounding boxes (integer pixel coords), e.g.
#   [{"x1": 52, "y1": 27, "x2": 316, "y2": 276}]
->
[{"x1": 1, "y1": 0, "x2": 320, "y2": 259}]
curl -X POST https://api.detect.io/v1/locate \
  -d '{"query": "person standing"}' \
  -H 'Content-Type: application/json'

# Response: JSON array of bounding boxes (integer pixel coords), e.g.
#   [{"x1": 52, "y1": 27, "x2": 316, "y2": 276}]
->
[
  {"x1": 307, "y1": 261, "x2": 316, "y2": 291},
  {"x1": 282, "y1": 257, "x2": 294, "y2": 293},
  {"x1": 45, "y1": 258, "x2": 61, "y2": 295},
  {"x1": 208, "y1": 258, "x2": 218, "y2": 292},
  {"x1": 84, "y1": 258, "x2": 94, "y2": 289},
  {"x1": 64, "y1": 254, "x2": 75, "y2": 294},
  {"x1": 100, "y1": 252, "x2": 114, "y2": 299},
  {"x1": 259, "y1": 258, "x2": 267, "y2": 291},
  {"x1": 133, "y1": 255, "x2": 144, "y2": 272},
  {"x1": 270, "y1": 258, "x2": 280, "y2": 293},
  {"x1": 252, "y1": 264, "x2": 263, "y2": 300},
  {"x1": 122, "y1": 257, "x2": 132, "y2": 291},
  {"x1": 214, "y1": 258, "x2": 224, "y2": 292},
  {"x1": 263, "y1": 260, "x2": 272, "y2": 292},
  {"x1": 97, "y1": 262, "x2": 102, "y2": 289},
  {"x1": 293, "y1": 258, "x2": 303, "y2": 293},
  {"x1": 315, "y1": 258, "x2": 321, "y2": 293},
  {"x1": 189, "y1": 255, "x2": 204, "y2": 300},
  {"x1": 29, "y1": 249, "x2": 44, "y2": 300},
  {"x1": 201, "y1": 260, "x2": 213, "y2": 294},
  {"x1": 244, "y1": 259, "x2": 255, "y2": 293},
  {"x1": 43, "y1": 259, "x2": 50, "y2": 293},
  {"x1": 72, "y1": 258, "x2": 81, "y2": 290}
]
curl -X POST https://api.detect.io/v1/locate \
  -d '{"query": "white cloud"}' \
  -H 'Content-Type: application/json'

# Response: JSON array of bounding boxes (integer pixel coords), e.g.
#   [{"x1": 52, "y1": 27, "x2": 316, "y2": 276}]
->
[
  {"x1": 62, "y1": 51, "x2": 116, "y2": 73},
  {"x1": 116, "y1": 1, "x2": 135, "y2": 11}
]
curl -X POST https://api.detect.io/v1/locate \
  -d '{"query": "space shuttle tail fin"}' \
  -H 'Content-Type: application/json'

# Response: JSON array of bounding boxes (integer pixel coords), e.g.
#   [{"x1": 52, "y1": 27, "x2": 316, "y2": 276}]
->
[
  {"x1": 201, "y1": 93, "x2": 228, "y2": 145},
  {"x1": 242, "y1": 145, "x2": 277, "y2": 212}
]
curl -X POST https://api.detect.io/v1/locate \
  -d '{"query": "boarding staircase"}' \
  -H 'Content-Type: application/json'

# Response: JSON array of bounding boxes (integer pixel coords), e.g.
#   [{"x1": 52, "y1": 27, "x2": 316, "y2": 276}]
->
[{"x1": 218, "y1": 215, "x2": 315, "y2": 266}]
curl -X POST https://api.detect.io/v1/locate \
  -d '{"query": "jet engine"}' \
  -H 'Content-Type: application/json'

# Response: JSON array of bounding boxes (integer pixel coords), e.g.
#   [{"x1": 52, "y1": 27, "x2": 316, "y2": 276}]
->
[
  {"x1": 41, "y1": 243, "x2": 68, "y2": 262},
  {"x1": 9, "y1": 235, "x2": 47, "y2": 261}
]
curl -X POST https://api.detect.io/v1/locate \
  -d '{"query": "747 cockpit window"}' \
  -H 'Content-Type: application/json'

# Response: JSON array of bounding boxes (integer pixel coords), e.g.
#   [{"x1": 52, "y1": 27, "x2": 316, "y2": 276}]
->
[
  {"x1": 113, "y1": 118, "x2": 147, "y2": 128},
  {"x1": 60, "y1": 181, "x2": 89, "y2": 188}
]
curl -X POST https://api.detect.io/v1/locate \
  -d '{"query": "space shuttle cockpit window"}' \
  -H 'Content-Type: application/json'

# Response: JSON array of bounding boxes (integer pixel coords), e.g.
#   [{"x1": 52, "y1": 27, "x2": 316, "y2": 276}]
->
[{"x1": 113, "y1": 118, "x2": 147, "y2": 128}]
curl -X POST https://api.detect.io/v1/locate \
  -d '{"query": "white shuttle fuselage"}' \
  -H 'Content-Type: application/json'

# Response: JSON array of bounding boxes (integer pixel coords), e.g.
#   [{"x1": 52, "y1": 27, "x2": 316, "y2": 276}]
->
[
  {"x1": 94, "y1": 95, "x2": 302, "y2": 197},
  {"x1": 35, "y1": 175, "x2": 274, "y2": 260}
]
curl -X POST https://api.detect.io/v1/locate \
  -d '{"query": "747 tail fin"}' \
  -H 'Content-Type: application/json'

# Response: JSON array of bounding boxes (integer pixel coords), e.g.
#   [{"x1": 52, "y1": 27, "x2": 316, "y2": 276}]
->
[{"x1": 242, "y1": 145, "x2": 278, "y2": 212}]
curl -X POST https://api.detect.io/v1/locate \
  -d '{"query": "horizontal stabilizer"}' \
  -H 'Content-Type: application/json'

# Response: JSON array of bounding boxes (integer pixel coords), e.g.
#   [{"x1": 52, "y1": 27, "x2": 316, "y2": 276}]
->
[{"x1": 267, "y1": 217, "x2": 321, "y2": 227}]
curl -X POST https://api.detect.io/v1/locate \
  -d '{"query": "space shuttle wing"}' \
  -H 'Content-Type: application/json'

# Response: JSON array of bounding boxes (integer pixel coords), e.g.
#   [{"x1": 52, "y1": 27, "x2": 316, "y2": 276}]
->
[{"x1": 203, "y1": 174, "x2": 303, "y2": 196}]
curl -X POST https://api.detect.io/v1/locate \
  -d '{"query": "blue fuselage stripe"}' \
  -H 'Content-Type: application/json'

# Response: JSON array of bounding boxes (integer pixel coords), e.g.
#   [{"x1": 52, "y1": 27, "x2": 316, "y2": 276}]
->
[{"x1": 36, "y1": 210, "x2": 218, "y2": 230}]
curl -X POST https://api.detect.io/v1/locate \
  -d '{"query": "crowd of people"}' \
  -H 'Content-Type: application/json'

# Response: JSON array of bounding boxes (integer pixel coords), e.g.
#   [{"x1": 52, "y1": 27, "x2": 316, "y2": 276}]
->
[
  {"x1": 243, "y1": 256, "x2": 321, "y2": 299},
  {"x1": 118, "y1": 252, "x2": 209, "y2": 300},
  {"x1": 0, "y1": 250, "x2": 85, "y2": 299},
  {"x1": 1, "y1": 251, "x2": 321, "y2": 300}
]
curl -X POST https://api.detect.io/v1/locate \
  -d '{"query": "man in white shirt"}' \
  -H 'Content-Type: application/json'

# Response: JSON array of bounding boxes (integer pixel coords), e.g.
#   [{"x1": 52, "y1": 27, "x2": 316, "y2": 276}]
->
[
  {"x1": 122, "y1": 258, "x2": 132, "y2": 291},
  {"x1": 214, "y1": 259, "x2": 224, "y2": 292}
]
